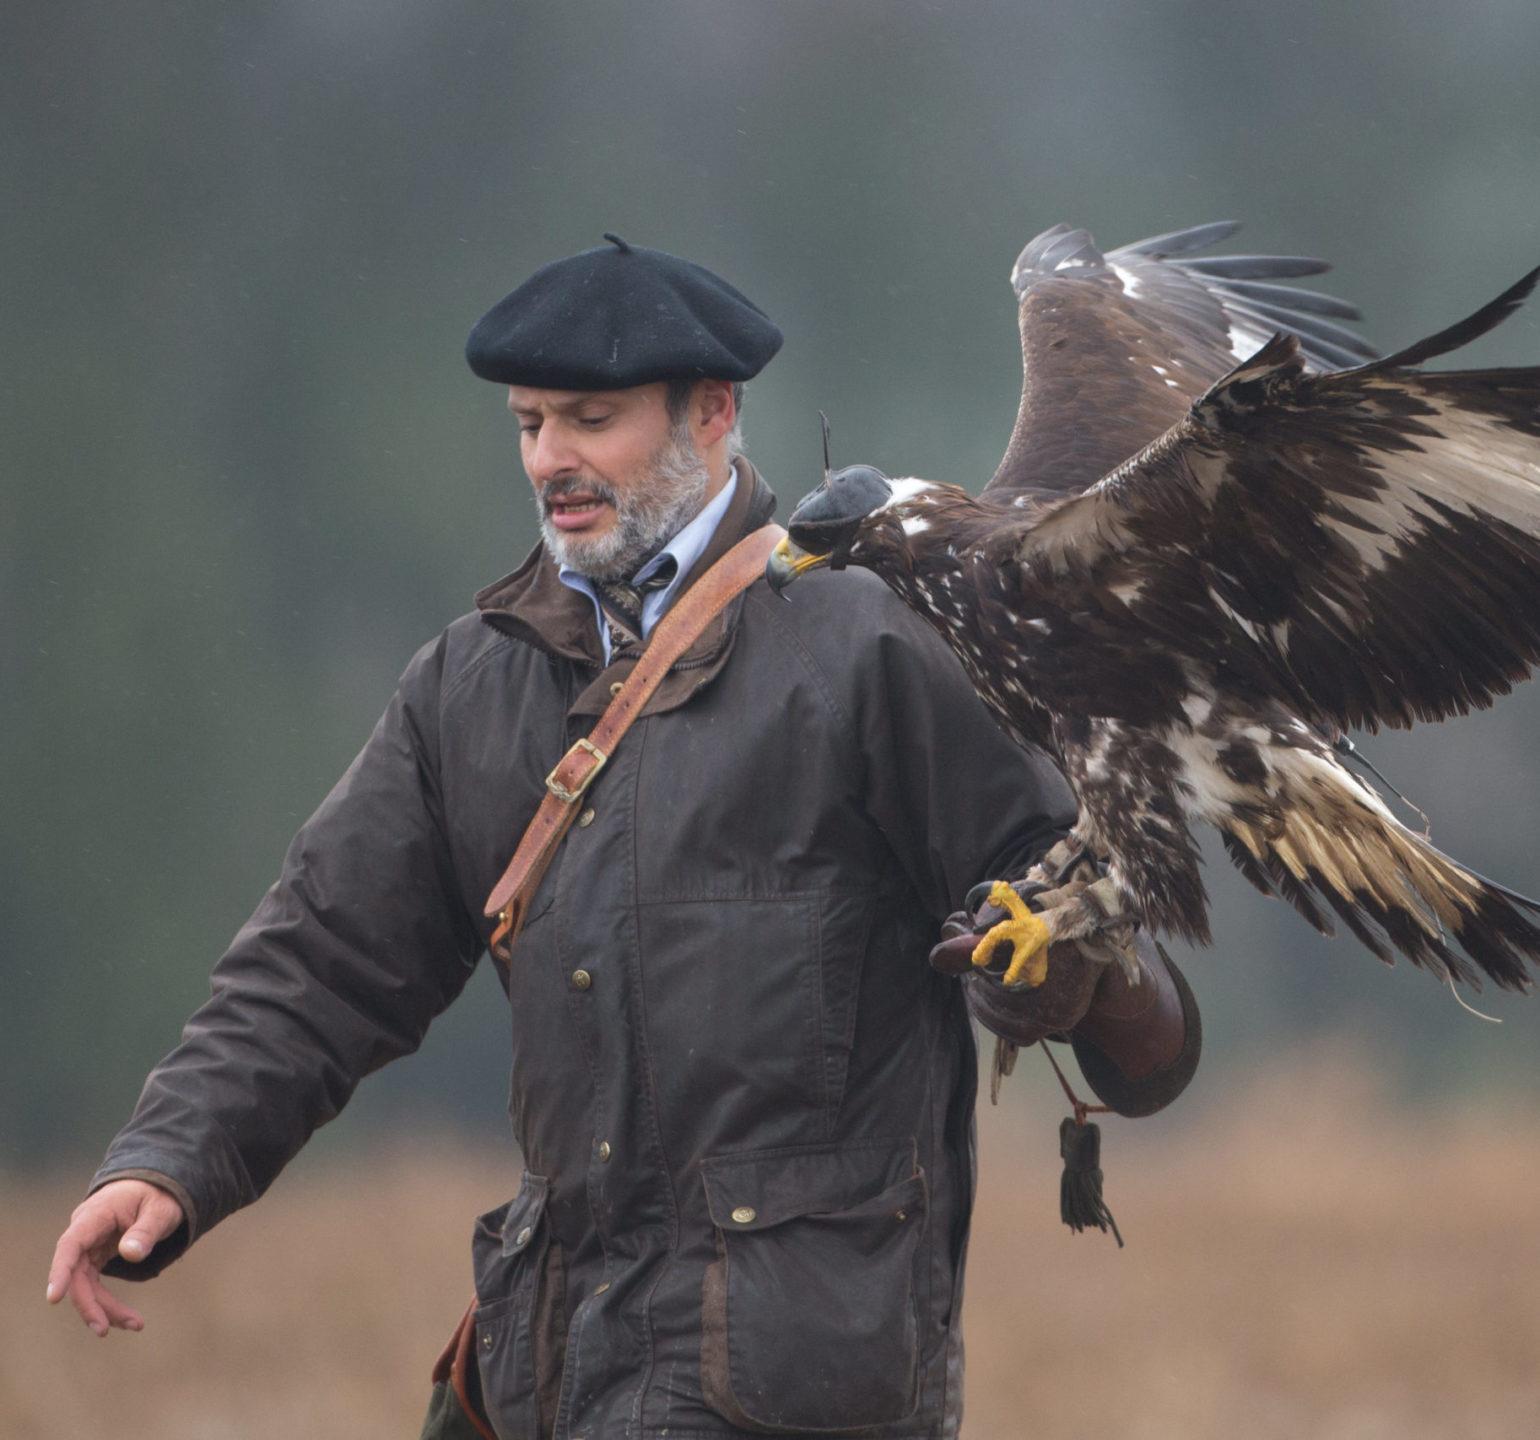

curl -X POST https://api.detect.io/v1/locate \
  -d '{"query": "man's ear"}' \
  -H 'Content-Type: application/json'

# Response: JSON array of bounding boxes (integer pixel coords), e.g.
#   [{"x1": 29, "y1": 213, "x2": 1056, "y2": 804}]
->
[{"x1": 692, "y1": 379, "x2": 736, "y2": 448}]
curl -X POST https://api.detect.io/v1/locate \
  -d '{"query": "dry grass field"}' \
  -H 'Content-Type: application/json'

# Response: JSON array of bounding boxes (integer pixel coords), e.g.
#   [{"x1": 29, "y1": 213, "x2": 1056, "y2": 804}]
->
[{"x1": 11, "y1": 1047, "x2": 1540, "y2": 1440}]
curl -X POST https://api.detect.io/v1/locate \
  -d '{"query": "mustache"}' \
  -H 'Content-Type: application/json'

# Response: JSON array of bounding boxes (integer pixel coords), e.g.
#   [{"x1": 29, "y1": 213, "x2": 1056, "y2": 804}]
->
[{"x1": 539, "y1": 476, "x2": 619, "y2": 513}]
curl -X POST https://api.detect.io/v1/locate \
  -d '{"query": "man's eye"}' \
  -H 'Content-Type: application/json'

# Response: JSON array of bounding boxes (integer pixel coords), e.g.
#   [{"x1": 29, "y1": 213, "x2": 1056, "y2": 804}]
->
[
  {"x1": 518, "y1": 423, "x2": 540, "y2": 436},
  {"x1": 578, "y1": 415, "x2": 610, "y2": 429}
]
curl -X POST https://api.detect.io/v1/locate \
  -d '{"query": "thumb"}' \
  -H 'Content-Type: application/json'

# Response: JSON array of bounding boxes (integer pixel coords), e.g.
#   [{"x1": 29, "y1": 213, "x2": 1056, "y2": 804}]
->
[
  {"x1": 118, "y1": 1192, "x2": 183, "y2": 1264},
  {"x1": 928, "y1": 928, "x2": 982, "y2": 976}
]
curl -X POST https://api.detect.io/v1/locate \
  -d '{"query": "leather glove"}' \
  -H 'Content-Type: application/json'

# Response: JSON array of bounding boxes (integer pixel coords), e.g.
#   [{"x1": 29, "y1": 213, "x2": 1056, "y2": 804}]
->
[{"x1": 928, "y1": 852, "x2": 1107, "y2": 1043}]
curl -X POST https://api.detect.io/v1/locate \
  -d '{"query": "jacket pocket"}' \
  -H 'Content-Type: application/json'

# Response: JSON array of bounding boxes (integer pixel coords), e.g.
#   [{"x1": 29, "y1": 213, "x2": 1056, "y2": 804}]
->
[
  {"x1": 699, "y1": 1138, "x2": 926, "y2": 1434},
  {"x1": 471, "y1": 1172, "x2": 561, "y2": 1440}
]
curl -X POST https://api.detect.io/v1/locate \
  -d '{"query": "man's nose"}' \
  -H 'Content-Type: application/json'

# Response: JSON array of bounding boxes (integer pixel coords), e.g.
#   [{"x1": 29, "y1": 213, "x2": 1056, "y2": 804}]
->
[{"x1": 525, "y1": 423, "x2": 578, "y2": 484}]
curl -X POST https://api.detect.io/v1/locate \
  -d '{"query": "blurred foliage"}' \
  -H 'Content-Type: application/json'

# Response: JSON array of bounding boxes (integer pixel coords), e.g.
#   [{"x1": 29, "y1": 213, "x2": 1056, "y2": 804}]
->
[{"x1": 6, "y1": 0, "x2": 1540, "y2": 1168}]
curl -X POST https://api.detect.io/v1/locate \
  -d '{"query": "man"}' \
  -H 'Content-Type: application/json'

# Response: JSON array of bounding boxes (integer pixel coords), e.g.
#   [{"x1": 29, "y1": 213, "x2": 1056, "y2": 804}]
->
[{"x1": 48, "y1": 236, "x2": 1198, "y2": 1437}]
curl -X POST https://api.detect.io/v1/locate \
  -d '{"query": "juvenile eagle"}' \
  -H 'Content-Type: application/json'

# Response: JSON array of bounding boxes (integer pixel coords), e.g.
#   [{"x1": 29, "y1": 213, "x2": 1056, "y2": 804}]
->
[{"x1": 769, "y1": 221, "x2": 1540, "y2": 994}]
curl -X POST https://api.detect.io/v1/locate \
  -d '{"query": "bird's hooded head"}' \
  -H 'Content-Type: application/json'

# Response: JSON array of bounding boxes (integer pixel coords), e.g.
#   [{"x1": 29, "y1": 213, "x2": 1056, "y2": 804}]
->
[
  {"x1": 766, "y1": 462, "x2": 895, "y2": 593},
  {"x1": 767, "y1": 415, "x2": 965, "y2": 593}
]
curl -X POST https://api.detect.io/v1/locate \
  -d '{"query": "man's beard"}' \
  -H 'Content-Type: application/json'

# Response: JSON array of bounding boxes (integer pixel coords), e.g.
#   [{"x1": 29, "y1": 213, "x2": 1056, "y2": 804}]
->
[{"x1": 535, "y1": 418, "x2": 713, "y2": 581}]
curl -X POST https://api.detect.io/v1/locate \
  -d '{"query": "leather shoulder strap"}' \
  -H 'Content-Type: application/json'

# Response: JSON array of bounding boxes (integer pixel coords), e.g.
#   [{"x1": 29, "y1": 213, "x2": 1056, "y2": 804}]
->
[{"x1": 483, "y1": 523, "x2": 785, "y2": 961}]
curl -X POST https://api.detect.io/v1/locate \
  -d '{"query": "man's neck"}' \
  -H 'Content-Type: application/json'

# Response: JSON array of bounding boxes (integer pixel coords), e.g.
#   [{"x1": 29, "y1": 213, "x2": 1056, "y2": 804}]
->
[{"x1": 697, "y1": 443, "x2": 733, "y2": 510}]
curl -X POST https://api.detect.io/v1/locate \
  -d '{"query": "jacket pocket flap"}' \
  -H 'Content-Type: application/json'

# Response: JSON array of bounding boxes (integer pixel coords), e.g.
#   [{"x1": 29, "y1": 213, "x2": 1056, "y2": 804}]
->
[
  {"x1": 700, "y1": 1137, "x2": 916, "y2": 1232},
  {"x1": 472, "y1": 1171, "x2": 551, "y2": 1263},
  {"x1": 500, "y1": 1171, "x2": 550, "y2": 1255}
]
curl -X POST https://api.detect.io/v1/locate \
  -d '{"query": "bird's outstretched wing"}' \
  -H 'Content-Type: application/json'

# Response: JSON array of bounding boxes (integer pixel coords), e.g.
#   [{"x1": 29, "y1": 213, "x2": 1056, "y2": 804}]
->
[
  {"x1": 998, "y1": 268, "x2": 1540, "y2": 734},
  {"x1": 988, "y1": 221, "x2": 1376, "y2": 502}
]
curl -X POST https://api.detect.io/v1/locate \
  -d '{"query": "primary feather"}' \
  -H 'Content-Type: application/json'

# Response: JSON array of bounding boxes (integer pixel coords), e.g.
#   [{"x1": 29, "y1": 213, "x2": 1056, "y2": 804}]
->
[{"x1": 789, "y1": 222, "x2": 1540, "y2": 992}]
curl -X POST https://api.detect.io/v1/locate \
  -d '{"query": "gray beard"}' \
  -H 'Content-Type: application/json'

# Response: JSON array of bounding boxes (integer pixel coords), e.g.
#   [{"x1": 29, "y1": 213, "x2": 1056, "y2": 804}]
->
[{"x1": 536, "y1": 419, "x2": 714, "y2": 581}]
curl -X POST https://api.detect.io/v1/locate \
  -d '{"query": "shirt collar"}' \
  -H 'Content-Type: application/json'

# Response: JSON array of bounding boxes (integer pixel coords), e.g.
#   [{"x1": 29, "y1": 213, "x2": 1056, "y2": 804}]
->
[{"x1": 557, "y1": 460, "x2": 741, "y2": 663}]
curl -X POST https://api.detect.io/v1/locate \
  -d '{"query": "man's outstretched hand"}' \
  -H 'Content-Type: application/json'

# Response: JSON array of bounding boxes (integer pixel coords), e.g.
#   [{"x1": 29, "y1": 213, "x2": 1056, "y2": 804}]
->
[{"x1": 46, "y1": 1179, "x2": 184, "y2": 1336}]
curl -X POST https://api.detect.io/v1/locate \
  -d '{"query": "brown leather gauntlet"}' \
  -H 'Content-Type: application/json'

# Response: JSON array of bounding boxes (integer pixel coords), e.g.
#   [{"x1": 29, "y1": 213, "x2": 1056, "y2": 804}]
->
[
  {"x1": 935, "y1": 904, "x2": 1203, "y2": 1117},
  {"x1": 1068, "y1": 936, "x2": 1202, "y2": 1118}
]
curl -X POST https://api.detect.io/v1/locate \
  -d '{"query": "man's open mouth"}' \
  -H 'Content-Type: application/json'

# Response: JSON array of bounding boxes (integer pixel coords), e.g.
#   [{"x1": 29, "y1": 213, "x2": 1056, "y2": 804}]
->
[{"x1": 546, "y1": 492, "x2": 611, "y2": 530}]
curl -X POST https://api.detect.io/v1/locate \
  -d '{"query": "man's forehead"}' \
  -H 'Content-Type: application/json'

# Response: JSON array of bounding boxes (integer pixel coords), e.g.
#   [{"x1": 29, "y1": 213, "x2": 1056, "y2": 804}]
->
[{"x1": 505, "y1": 383, "x2": 663, "y2": 413}]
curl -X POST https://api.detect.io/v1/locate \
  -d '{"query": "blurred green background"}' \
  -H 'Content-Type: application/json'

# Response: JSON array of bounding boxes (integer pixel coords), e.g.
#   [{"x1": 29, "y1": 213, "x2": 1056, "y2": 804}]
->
[{"x1": 6, "y1": 0, "x2": 1540, "y2": 1173}]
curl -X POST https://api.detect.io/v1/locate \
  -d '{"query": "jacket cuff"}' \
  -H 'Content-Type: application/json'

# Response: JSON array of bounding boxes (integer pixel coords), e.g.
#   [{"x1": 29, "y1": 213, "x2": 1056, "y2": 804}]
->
[{"x1": 87, "y1": 1158, "x2": 204, "y2": 1281}]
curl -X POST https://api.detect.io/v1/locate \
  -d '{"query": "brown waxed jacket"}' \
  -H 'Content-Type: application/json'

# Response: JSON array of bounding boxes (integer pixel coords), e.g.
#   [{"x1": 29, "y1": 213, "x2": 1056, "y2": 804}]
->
[{"x1": 92, "y1": 462, "x2": 1179, "y2": 1439}]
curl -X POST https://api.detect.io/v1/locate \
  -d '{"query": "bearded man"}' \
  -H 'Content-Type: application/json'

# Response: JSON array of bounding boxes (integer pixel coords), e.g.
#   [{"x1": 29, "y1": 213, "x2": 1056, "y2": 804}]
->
[{"x1": 47, "y1": 236, "x2": 1199, "y2": 1438}]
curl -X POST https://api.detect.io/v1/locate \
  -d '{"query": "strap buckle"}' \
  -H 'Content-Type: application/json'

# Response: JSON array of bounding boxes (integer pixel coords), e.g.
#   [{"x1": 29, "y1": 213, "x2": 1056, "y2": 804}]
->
[
  {"x1": 490, "y1": 900, "x2": 519, "y2": 964},
  {"x1": 545, "y1": 737, "x2": 608, "y2": 804}
]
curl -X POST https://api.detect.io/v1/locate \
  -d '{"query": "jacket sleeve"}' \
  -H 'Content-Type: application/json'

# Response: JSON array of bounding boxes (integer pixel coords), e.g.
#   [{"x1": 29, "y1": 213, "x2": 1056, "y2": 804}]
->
[
  {"x1": 89, "y1": 631, "x2": 484, "y2": 1277},
  {"x1": 843, "y1": 593, "x2": 1078, "y2": 919}
]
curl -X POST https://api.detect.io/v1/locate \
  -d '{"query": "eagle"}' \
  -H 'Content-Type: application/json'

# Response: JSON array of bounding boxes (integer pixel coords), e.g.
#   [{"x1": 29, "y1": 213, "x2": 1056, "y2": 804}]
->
[{"x1": 767, "y1": 220, "x2": 1540, "y2": 995}]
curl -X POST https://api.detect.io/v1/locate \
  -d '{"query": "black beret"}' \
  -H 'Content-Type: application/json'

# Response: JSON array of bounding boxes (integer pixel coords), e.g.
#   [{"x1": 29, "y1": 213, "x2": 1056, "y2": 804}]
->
[{"x1": 466, "y1": 234, "x2": 783, "y2": 390}]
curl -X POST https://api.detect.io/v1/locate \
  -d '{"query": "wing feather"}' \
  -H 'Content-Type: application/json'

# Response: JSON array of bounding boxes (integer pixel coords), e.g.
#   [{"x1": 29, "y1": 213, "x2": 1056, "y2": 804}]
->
[
  {"x1": 1219, "y1": 279, "x2": 1364, "y2": 320},
  {"x1": 1220, "y1": 303, "x2": 1379, "y2": 360},
  {"x1": 988, "y1": 221, "x2": 1373, "y2": 502},
  {"x1": 1001, "y1": 271, "x2": 1540, "y2": 734},
  {"x1": 1114, "y1": 220, "x2": 1243, "y2": 257},
  {"x1": 1178, "y1": 255, "x2": 1331, "y2": 279}
]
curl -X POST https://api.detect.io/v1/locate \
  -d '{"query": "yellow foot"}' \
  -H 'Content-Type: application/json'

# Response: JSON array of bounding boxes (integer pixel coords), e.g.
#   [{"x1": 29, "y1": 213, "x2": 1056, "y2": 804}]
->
[{"x1": 972, "y1": 881, "x2": 1052, "y2": 989}]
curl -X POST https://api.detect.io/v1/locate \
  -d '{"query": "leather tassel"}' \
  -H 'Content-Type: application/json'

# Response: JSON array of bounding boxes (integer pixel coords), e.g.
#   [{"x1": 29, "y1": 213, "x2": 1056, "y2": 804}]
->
[{"x1": 1058, "y1": 1116, "x2": 1123, "y2": 1248}]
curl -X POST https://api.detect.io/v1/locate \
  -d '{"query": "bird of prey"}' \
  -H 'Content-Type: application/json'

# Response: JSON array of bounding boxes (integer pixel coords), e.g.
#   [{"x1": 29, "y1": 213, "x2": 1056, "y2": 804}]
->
[{"x1": 768, "y1": 221, "x2": 1540, "y2": 994}]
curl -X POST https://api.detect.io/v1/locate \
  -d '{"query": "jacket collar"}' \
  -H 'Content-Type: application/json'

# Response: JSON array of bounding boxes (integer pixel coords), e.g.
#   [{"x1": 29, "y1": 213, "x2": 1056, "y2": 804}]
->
[{"x1": 474, "y1": 458, "x2": 780, "y2": 716}]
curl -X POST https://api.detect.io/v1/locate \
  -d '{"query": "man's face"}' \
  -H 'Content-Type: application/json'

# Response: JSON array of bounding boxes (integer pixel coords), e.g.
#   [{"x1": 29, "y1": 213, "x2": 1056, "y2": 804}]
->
[{"x1": 508, "y1": 381, "x2": 712, "y2": 580}]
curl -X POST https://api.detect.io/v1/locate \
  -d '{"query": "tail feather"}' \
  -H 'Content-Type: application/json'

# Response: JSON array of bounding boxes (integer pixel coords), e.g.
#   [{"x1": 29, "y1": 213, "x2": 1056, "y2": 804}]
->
[
  {"x1": 1223, "y1": 770, "x2": 1540, "y2": 993},
  {"x1": 1437, "y1": 856, "x2": 1540, "y2": 915},
  {"x1": 1221, "y1": 830, "x2": 1336, "y2": 937},
  {"x1": 1309, "y1": 874, "x2": 1398, "y2": 968}
]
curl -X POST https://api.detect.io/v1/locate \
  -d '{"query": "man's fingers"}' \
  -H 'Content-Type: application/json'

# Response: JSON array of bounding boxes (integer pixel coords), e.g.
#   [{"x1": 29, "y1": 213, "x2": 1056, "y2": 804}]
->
[
  {"x1": 66, "y1": 1267, "x2": 146, "y2": 1336},
  {"x1": 46, "y1": 1233, "x2": 84, "y2": 1305},
  {"x1": 67, "y1": 1267, "x2": 111, "y2": 1337},
  {"x1": 96, "y1": 1284, "x2": 146, "y2": 1333},
  {"x1": 47, "y1": 1182, "x2": 184, "y2": 1312},
  {"x1": 46, "y1": 1208, "x2": 114, "y2": 1304}
]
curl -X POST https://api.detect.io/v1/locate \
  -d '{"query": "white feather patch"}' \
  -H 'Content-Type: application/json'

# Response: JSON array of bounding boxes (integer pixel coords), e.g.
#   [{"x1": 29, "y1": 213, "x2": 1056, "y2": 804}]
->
[
  {"x1": 879, "y1": 477, "x2": 938, "y2": 509},
  {"x1": 1110, "y1": 263, "x2": 1145, "y2": 299},
  {"x1": 1224, "y1": 318, "x2": 1274, "y2": 364}
]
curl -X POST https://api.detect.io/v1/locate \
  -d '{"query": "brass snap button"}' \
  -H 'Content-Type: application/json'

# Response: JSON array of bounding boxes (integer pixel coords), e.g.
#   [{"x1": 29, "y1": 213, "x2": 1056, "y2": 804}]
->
[
  {"x1": 481, "y1": 1330, "x2": 494, "y2": 1351},
  {"x1": 577, "y1": 807, "x2": 596, "y2": 828},
  {"x1": 609, "y1": 681, "x2": 624, "y2": 697},
  {"x1": 593, "y1": 1281, "x2": 611, "y2": 1296},
  {"x1": 570, "y1": 969, "x2": 593, "y2": 990},
  {"x1": 730, "y1": 1206, "x2": 756, "y2": 1225},
  {"x1": 597, "y1": 1140, "x2": 611, "y2": 1162},
  {"x1": 515, "y1": 1225, "x2": 533, "y2": 1247}
]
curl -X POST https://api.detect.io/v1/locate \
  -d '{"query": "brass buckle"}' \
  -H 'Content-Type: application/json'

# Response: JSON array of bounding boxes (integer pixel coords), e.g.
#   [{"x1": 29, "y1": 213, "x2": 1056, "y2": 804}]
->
[{"x1": 545, "y1": 738, "x2": 608, "y2": 803}]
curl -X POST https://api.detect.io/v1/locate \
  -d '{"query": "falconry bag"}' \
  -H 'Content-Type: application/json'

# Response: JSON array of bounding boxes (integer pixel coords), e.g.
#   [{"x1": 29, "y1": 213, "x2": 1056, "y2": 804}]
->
[{"x1": 421, "y1": 522, "x2": 785, "y2": 1440}]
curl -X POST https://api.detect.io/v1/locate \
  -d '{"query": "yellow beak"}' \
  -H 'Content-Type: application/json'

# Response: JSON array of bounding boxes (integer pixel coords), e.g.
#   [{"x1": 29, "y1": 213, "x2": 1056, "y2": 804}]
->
[{"x1": 765, "y1": 537, "x2": 830, "y2": 595}]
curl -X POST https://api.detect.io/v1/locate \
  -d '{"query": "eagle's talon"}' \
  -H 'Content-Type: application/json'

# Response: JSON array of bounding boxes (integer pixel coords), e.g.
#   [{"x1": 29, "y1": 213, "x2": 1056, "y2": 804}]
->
[
  {"x1": 972, "y1": 879, "x2": 1053, "y2": 989},
  {"x1": 963, "y1": 878, "x2": 998, "y2": 916}
]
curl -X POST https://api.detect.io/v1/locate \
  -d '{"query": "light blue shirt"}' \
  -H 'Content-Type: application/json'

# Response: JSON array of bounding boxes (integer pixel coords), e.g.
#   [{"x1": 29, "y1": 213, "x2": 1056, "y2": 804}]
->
[{"x1": 558, "y1": 462, "x2": 740, "y2": 664}]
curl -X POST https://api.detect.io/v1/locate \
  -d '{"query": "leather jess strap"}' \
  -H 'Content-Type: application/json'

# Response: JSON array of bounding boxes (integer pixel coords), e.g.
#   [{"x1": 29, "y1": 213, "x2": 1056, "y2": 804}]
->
[{"x1": 483, "y1": 523, "x2": 786, "y2": 962}]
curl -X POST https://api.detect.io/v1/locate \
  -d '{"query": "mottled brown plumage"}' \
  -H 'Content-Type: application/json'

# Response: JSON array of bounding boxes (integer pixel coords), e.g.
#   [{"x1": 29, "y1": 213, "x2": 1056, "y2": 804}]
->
[{"x1": 780, "y1": 222, "x2": 1540, "y2": 993}]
